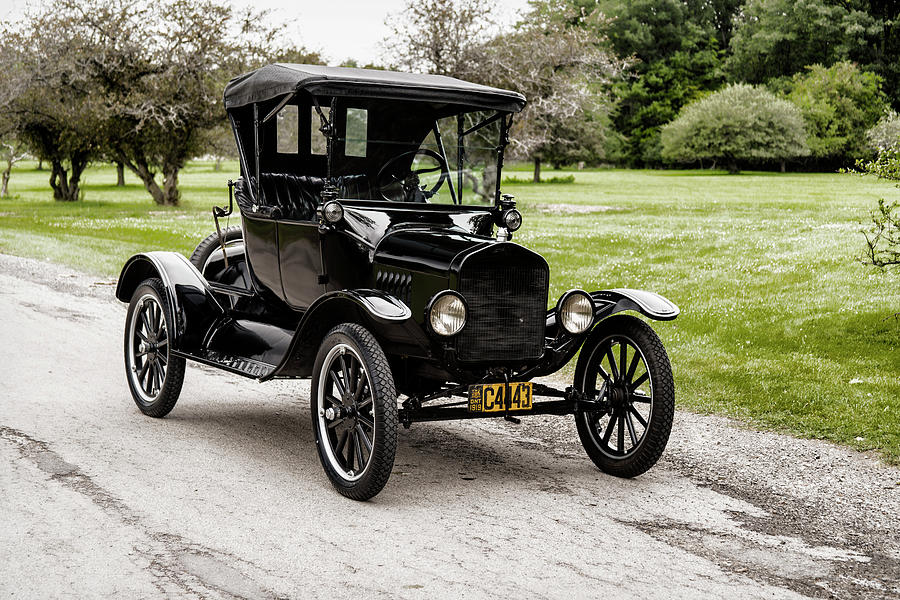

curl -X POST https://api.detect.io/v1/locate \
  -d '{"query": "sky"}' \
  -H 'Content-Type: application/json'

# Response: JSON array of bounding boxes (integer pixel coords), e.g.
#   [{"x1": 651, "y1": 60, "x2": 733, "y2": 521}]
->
[{"x1": 2, "y1": 0, "x2": 533, "y2": 66}]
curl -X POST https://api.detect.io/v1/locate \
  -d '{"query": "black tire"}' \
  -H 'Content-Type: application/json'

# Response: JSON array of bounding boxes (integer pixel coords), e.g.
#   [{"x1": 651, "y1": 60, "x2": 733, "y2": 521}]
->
[
  {"x1": 123, "y1": 278, "x2": 186, "y2": 418},
  {"x1": 189, "y1": 226, "x2": 243, "y2": 274},
  {"x1": 574, "y1": 314, "x2": 674, "y2": 478},
  {"x1": 310, "y1": 323, "x2": 398, "y2": 501}
]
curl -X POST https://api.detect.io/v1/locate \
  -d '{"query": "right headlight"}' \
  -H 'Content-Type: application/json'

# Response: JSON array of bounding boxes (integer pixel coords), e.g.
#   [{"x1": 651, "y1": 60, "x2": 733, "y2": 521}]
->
[
  {"x1": 428, "y1": 291, "x2": 467, "y2": 336},
  {"x1": 558, "y1": 290, "x2": 594, "y2": 334}
]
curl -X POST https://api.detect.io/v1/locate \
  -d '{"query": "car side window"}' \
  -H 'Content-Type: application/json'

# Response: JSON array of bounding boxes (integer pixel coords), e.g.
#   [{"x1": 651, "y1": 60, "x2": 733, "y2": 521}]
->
[
  {"x1": 311, "y1": 106, "x2": 329, "y2": 155},
  {"x1": 345, "y1": 108, "x2": 367, "y2": 157},
  {"x1": 276, "y1": 105, "x2": 298, "y2": 154}
]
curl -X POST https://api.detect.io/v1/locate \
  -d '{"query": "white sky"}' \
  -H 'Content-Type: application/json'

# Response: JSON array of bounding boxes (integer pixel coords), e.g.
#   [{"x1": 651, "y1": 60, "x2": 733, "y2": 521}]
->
[{"x1": 2, "y1": 0, "x2": 532, "y2": 65}]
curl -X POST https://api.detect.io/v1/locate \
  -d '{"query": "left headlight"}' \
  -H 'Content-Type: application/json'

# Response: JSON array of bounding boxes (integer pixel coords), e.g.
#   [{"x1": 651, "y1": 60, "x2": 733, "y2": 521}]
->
[
  {"x1": 323, "y1": 200, "x2": 344, "y2": 223},
  {"x1": 503, "y1": 208, "x2": 522, "y2": 232},
  {"x1": 557, "y1": 290, "x2": 594, "y2": 334},
  {"x1": 428, "y1": 292, "x2": 467, "y2": 336}
]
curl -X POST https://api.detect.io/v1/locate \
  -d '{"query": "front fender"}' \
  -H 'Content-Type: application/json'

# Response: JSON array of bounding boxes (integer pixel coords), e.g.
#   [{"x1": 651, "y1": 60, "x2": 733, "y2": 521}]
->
[
  {"x1": 116, "y1": 252, "x2": 224, "y2": 353},
  {"x1": 591, "y1": 289, "x2": 679, "y2": 321},
  {"x1": 264, "y1": 289, "x2": 430, "y2": 380}
]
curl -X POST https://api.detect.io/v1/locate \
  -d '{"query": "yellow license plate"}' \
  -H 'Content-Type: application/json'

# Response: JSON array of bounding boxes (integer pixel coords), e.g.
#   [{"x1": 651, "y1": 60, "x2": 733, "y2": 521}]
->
[{"x1": 468, "y1": 382, "x2": 533, "y2": 413}]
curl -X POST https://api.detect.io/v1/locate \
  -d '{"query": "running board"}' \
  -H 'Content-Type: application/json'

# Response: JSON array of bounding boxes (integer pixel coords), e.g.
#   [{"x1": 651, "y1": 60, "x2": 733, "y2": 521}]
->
[
  {"x1": 180, "y1": 317, "x2": 295, "y2": 380},
  {"x1": 203, "y1": 351, "x2": 276, "y2": 378}
]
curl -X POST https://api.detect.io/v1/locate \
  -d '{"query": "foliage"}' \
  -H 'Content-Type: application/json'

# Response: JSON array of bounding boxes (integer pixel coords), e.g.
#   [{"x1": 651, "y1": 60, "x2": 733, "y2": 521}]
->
[
  {"x1": 0, "y1": 0, "x2": 308, "y2": 206},
  {"x1": 727, "y1": 0, "x2": 900, "y2": 111},
  {"x1": 0, "y1": 6, "x2": 106, "y2": 201},
  {"x1": 866, "y1": 111, "x2": 900, "y2": 153},
  {"x1": 501, "y1": 174, "x2": 575, "y2": 184},
  {"x1": 862, "y1": 198, "x2": 900, "y2": 268},
  {"x1": 660, "y1": 84, "x2": 808, "y2": 172},
  {"x1": 592, "y1": 0, "x2": 734, "y2": 166},
  {"x1": 480, "y1": 1, "x2": 623, "y2": 180},
  {"x1": 727, "y1": 0, "x2": 880, "y2": 84},
  {"x1": 785, "y1": 62, "x2": 886, "y2": 164},
  {"x1": 383, "y1": 0, "x2": 497, "y2": 77},
  {"x1": 854, "y1": 147, "x2": 900, "y2": 268}
]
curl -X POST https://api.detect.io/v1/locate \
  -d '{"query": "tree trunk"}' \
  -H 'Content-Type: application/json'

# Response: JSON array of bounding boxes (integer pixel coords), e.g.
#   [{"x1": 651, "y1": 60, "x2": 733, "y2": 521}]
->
[
  {"x1": 213, "y1": 157, "x2": 222, "y2": 172},
  {"x1": 727, "y1": 160, "x2": 739, "y2": 175},
  {"x1": 116, "y1": 161, "x2": 126, "y2": 186},
  {"x1": 124, "y1": 160, "x2": 165, "y2": 205},
  {"x1": 162, "y1": 165, "x2": 180, "y2": 206},
  {"x1": 49, "y1": 159, "x2": 84, "y2": 202},
  {"x1": 36, "y1": 158, "x2": 43, "y2": 171},
  {"x1": 1, "y1": 164, "x2": 10, "y2": 198},
  {"x1": 780, "y1": 160, "x2": 786, "y2": 173},
  {"x1": 533, "y1": 157, "x2": 541, "y2": 183}
]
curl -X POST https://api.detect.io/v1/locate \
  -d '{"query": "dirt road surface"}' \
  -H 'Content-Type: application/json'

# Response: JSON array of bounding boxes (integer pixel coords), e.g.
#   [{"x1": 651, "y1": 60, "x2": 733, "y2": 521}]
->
[{"x1": 0, "y1": 254, "x2": 897, "y2": 599}]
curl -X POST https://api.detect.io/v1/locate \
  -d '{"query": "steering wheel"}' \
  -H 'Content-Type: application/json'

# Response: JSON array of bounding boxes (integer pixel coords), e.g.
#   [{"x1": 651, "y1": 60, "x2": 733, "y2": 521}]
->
[{"x1": 376, "y1": 149, "x2": 449, "y2": 202}]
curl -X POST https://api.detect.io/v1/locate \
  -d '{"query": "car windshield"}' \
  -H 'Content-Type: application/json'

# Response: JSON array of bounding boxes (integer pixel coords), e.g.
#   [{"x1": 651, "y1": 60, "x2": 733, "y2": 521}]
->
[{"x1": 329, "y1": 105, "x2": 507, "y2": 205}]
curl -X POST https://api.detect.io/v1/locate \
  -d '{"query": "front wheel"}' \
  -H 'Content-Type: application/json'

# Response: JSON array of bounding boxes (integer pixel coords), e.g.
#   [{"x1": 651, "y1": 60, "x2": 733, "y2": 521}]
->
[
  {"x1": 310, "y1": 323, "x2": 398, "y2": 500},
  {"x1": 574, "y1": 314, "x2": 674, "y2": 477}
]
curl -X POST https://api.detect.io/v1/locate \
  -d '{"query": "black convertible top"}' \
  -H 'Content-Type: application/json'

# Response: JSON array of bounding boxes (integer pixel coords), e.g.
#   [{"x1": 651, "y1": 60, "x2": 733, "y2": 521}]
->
[{"x1": 224, "y1": 64, "x2": 526, "y2": 113}]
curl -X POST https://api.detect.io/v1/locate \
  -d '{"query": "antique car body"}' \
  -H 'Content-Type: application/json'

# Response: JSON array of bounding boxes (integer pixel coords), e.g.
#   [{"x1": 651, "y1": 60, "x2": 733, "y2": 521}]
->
[{"x1": 116, "y1": 64, "x2": 679, "y2": 500}]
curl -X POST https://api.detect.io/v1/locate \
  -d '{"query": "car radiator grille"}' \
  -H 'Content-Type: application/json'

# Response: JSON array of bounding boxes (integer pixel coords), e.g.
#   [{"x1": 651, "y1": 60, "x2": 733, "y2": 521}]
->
[{"x1": 457, "y1": 254, "x2": 548, "y2": 362}]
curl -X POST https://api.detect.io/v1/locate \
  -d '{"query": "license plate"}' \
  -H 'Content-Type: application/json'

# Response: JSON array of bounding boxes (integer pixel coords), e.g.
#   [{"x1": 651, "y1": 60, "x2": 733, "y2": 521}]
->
[{"x1": 468, "y1": 382, "x2": 533, "y2": 413}]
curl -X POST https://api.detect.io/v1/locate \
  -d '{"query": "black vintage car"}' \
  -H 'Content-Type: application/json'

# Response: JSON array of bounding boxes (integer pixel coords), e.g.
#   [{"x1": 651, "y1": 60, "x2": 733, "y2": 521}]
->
[{"x1": 116, "y1": 64, "x2": 679, "y2": 500}]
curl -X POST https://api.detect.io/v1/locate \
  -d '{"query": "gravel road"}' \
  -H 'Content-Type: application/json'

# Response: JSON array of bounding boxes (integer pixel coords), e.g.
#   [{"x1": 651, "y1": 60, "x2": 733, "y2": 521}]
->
[{"x1": 0, "y1": 253, "x2": 897, "y2": 599}]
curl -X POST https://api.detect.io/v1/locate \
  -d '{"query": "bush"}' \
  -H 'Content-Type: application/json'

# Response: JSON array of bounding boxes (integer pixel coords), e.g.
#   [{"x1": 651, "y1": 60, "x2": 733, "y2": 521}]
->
[
  {"x1": 502, "y1": 174, "x2": 575, "y2": 185},
  {"x1": 787, "y1": 61, "x2": 887, "y2": 164},
  {"x1": 853, "y1": 147, "x2": 900, "y2": 269},
  {"x1": 867, "y1": 111, "x2": 900, "y2": 154},
  {"x1": 660, "y1": 83, "x2": 808, "y2": 173}
]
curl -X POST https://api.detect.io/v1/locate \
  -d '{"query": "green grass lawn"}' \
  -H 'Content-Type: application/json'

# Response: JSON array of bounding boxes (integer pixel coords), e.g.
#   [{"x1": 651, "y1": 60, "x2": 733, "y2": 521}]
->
[{"x1": 2, "y1": 161, "x2": 898, "y2": 461}]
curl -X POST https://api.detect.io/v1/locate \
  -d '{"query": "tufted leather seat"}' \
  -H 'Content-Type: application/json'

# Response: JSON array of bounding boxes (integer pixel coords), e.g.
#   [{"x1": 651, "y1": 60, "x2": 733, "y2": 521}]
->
[{"x1": 234, "y1": 174, "x2": 370, "y2": 220}]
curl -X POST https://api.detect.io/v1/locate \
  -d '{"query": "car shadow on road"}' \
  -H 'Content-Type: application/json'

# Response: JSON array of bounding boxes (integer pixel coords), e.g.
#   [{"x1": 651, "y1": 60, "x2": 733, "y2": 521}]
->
[{"x1": 157, "y1": 398, "x2": 606, "y2": 500}]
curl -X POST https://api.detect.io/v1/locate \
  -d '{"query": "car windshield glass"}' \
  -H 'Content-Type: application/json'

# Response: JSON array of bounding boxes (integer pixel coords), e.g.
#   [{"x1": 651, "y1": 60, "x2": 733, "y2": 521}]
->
[{"x1": 334, "y1": 108, "x2": 505, "y2": 205}]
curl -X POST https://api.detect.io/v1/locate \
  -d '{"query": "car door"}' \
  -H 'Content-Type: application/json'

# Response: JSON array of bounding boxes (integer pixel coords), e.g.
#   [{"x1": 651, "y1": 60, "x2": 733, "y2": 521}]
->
[{"x1": 277, "y1": 219, "x2": 324, "y2": 309}]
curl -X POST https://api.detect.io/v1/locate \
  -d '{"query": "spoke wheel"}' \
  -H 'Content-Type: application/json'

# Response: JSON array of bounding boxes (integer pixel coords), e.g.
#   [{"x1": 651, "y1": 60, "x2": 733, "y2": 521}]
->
[
  {"x1": 311, "y1": 323, "x2": 397, "y2": 500},
  {"x1": 124, "y1": 278, "x2": 185, "y2": 417},
  {"x1": 574, "y1": 315, "x2": 674, "y2": 478}
]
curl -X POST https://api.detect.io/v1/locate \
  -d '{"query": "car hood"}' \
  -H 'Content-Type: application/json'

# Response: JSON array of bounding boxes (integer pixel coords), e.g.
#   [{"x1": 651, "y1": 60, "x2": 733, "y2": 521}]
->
[{"x1": 373, "y1": 227, "x2": 492, "y2": 275}]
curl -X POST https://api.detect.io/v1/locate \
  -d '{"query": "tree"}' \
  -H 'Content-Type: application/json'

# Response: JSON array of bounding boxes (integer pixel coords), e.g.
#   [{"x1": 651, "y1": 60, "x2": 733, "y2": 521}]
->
[
  {"x1": 591, "y1": 0, "x2": 733, "y2": 165},
  {"x1": 660, "y1": 83, "x2": 809, "y2": 173},
  {"x1": 0, "y1": 6, "x2": 105, "y2": 202},
  {"x1": 0, "y1": 138, "x2": 28, "y2": 199},
  {"x1": 2, "y1": 0, "x2": 296, "y2": 206},
  {"x1": 786, "y1": 61, "x2": 886, "y2": 165},
  {"x1": 481, "y1": 1, "x2": 624, "y2": 180},
  {"x1": 727, "y1": 1, "x2": 880, "y2": 84},
  {"x1": 383, "y1": 0, "x2": 497, "y2": 77}
]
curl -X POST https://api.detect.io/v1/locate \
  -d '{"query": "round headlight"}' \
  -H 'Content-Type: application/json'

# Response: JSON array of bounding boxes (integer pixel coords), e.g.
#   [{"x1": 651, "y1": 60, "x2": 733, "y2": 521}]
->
[
  {"x1": 323, "y1": 200, "x2": 344, "y2": 223},
  {"x1": 558, "y1": 291, "x2": 594, "y2": 335},
  {"x1": 503, "y1": 208, "x2": 522, "y2": 232},
  {"x1": 428, "y1": 292, "x2": 467, "y2": 336}
]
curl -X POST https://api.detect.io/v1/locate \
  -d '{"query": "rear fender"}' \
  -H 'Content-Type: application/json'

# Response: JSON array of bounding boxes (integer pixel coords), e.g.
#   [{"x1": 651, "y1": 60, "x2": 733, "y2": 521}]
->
[
  {"x1": 265, "y1": 289, "x2": 430, "y2": 380},
  {"x1": 115, "y1": 252, "x2": 224, "y2": 353}
]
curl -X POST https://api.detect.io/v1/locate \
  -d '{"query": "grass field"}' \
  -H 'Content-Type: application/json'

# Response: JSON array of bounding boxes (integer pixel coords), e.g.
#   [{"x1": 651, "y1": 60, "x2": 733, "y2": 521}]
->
[{"x1": 1, "y1": 161, "x2": 898, "y2": 461}]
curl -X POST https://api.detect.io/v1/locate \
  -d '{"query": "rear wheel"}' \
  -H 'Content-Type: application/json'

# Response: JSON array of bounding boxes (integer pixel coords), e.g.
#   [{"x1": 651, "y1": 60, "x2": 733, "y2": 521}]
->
[
  {"x1": 311, "y1": 323, "x2": 398, "y2": 501},
  {"x1": 123, "y1": 278, "x2": 185, "y2": 417},
  {"x1": 574, "y1": 314, "x2": 674, "y2": 477},
  {"x1": 189, "y1": 225, "x2": 243, "y2": 276}
]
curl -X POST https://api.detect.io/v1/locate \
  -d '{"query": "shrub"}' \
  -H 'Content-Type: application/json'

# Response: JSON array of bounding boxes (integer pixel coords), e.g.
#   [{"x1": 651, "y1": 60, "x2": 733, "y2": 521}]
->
[
  {"x1": 866, "y1": 111, "x2": 900, "y2": 154},
  {"x1": 660, "y1": 83, "x2": 809, "y2": 173},
  {"x1": 787, "y1": 61, "x2": 886, "y2": 163}
]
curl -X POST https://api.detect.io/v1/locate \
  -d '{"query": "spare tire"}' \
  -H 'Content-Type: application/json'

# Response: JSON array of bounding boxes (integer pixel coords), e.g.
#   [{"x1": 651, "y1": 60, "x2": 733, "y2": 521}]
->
[{"x1": 189, "y1": 226, "x2": 243, "y2": 275}]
